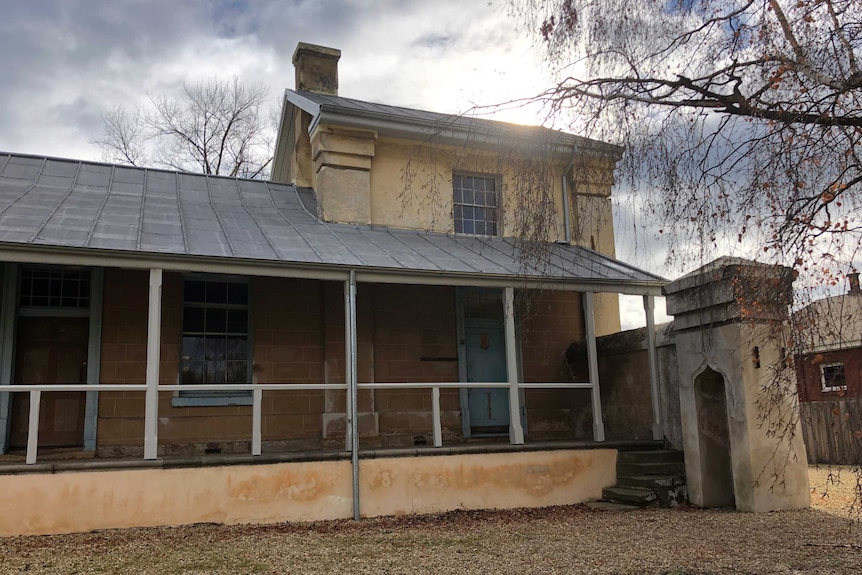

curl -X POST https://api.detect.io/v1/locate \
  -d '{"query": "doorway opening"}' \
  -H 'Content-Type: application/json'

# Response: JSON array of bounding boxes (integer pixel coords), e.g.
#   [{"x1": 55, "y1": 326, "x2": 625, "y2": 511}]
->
[
  {"x1": 694, "y1": 367, "x2": 736, "y2": 508},
  {"x1": 8, "y1": 267, "x2": 91, "y2": 450},
  {"x1": 458, "y1": 288, "x2": 511, "y2": 436}
]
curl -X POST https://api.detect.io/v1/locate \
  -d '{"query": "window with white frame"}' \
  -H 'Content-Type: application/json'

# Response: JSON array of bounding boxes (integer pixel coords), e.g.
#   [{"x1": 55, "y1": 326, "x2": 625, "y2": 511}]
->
[
  {"x1": 820, "y1": 362, "x2": 846, "y2": 392},
  {"x1": 180, "y1": 278, "x2": 251, "y2": 399},
  {"x1": 453, "y1": 173, "x2": 499, "y2": 236}
]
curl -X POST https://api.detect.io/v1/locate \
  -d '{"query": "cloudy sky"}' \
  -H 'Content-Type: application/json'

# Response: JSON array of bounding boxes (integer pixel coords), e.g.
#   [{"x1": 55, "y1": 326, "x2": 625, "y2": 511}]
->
[{"x1": 0, "y1": 0, "x2": 670, "y2": 328}]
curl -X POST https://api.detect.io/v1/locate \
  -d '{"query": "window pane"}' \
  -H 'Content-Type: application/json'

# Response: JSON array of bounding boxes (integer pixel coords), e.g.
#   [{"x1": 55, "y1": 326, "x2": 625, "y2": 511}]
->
[
  {"x1": 226, "y1": 337, "x2": 248, "y2": 361},
  {"x1": 182, "y1": 361, "x2": 204, "y2": 384},
  {"x1": 205, "y1": 361, "x2": 226, "y2": 384},
  {"x1": 226, "y1": 361, "x2": 248, "y2": 384},
  {"x1": 205, "y1": 308, "x2": 227, "y2": 332},
  {"x1": 184, "y1": 280, "x2": 206, "y2": 303},
  {"x1": 462, "y1": 220, "x2": 475, "y2": 234},
  {"x1": 182, "y1": 336, "x2": 205, "y2": 362},
  {"x1": 183, "y1": 307, "x2": 205, "y2": 333},
  {"x1": 228, "y1": 282, "x2": 248, "y2": 305},
  {"x1": 227, "y1": 309, "x2": 248, "y2": 333},
  {"x1": 207, "y1": 282, "x2": 228, "y2": 304},
  {"x1": 205, "y1": 337, "x2": 226, "y2": 361}
]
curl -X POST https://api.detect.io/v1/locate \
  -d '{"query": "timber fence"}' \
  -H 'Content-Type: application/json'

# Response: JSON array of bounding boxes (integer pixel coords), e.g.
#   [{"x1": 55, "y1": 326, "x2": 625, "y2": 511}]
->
[{"x1": 800, "y1": 398, "x2": 862, "y2": 465}]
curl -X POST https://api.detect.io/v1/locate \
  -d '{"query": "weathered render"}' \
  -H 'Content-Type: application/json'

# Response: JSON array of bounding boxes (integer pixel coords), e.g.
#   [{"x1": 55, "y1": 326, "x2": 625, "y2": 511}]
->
[{"x1": 664, "y1": 258, "x2": 809, "y2": 512}]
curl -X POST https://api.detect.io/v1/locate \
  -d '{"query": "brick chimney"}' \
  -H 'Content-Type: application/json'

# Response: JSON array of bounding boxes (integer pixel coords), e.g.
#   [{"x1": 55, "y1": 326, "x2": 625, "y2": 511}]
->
[
  {"x1": 849, "y1": 272, "x2": 861, "y2": 295},
  {"x1": 292, "y1": 42, "x2": 341, "y2": 95}
]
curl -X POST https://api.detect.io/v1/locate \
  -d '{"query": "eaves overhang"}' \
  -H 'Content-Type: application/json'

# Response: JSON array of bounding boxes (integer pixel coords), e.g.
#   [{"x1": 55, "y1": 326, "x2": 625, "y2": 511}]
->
[
  {"x1": 0, "y1": 242, "x2": 666, "y2": 296},
  {"x1": 284, "y1": 90, "x2": 623, "y2": 159}
]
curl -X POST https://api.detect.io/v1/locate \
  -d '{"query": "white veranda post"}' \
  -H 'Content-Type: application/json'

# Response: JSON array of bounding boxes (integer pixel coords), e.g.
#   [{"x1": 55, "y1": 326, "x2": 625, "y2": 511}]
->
[
  {"x1": 503, "y1": 287, "x2": 524, "y2": 445},
  {"x1": 143, "y1": 268, "x2": 162, "y2": 460},
  {"x1": 644, "y1": 295, "x2": 663, "y2": 441},
  {"x1": 583, "y1": 292, "x2": 605, "y2": 442}
]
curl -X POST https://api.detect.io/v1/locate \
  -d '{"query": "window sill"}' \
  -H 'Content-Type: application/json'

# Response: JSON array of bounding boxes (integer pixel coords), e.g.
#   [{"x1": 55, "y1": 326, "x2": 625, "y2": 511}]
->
[{"x1": 171, "y1": 395, "x2": 253, "y2": 408}]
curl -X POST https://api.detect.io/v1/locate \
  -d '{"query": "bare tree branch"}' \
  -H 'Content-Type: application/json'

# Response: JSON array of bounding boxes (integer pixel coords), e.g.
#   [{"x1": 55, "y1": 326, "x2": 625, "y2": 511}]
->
[{"x1": 94, "y1": 77, "x2": 273, "y2": 179}]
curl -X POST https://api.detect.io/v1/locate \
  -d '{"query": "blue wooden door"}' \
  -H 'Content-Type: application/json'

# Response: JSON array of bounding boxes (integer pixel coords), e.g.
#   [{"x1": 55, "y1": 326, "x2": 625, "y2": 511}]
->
[{"x1": 465, "y1": 325, "x2": 509, "y2": 433}]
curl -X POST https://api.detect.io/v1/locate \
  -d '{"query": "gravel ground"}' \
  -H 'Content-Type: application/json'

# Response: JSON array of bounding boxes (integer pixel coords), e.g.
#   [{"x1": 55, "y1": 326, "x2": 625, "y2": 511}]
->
[{"x1": 1, "y1": 467, "x2": 860, "y2": 575}]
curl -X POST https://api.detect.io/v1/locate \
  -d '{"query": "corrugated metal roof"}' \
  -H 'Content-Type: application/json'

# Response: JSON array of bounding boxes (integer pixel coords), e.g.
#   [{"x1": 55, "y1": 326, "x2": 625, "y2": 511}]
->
[{"x1": 0, "y1": 153, "x2": 665, "y2": 290}]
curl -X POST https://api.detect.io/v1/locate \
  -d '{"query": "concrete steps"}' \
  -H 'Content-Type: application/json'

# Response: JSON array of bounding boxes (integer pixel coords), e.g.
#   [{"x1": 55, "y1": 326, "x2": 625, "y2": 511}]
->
[{"x1": 601, "y1": 449, "x2": 687, "y2": 508}]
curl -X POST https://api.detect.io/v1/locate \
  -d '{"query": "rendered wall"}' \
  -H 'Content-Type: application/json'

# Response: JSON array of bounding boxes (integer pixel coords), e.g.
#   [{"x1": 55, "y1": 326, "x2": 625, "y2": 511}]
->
[
  {"x1": 0, "y1": 449, "x2": 617, "y2": 537},
  {"x1": 309, "y1": 129, "x2": 622, "y2": 335},
  {"x1": 675, "y1": 323, "x2": 810, "y2": 512}
]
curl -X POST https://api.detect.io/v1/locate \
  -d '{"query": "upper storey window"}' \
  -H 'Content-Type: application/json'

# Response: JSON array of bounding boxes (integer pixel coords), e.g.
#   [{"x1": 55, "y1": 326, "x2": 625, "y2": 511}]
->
[{"x1": 453, "y1": 174, "x2": 499, "y2": 236}]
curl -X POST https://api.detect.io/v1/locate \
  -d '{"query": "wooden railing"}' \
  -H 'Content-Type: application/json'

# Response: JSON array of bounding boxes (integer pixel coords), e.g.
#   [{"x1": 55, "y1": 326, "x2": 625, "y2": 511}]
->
[{"x1": 0, "y1": 380, "x2": 597, "y2": 464}]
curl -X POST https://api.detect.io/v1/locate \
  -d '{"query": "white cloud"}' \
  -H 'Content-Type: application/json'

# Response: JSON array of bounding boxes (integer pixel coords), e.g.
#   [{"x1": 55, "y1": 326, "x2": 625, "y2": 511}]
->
[{"x1": 0, "y1": 0, "x2": 684, "y2": 327}]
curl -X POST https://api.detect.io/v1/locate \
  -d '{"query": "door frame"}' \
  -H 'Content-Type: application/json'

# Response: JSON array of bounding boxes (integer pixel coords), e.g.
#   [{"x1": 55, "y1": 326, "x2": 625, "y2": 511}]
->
[
  {"x1": 456, "y1": 287, "x2": 526, "y2": 438},
  {"x1": 0, "y1": 263, "x2": 103, "y2": 453}
]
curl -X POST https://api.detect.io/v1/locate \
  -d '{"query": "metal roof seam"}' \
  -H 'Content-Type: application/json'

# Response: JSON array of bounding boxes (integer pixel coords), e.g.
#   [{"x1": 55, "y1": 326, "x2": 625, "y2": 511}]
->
[
  {"x1": 308, "y1": 220, "x2": 365, "y2": 267},
  {"x1": 0, "y1": 157, "x2": 48, "y2": 220},
  {"x1": 505, "y1": 238, "x2": 610, "y2": 280},
  {"x1": 413, "y1": 232, "x2": 482, "y2": 273},
  {"x1": 449, "y1": 234, "x2": 519, "y2": 275},
  {"x1": 173, "y1": 169, "x2": 189, "y2": 254},
  {"x1": 291, "y1": 185, "x2": 320, "y2": 221},
  {"x1": 234, "y1": 178, "x2": 280, "y2": 259},
  {"x1": 203, "y1": 173, "x2": 237, "y2": 257},
  {"x1": 85, "y1": 164, "x2": 116, "y2": 247},
  {"x1": 27, "y1": 160, "x2": 84, "y2": 243},
  {"x1": 572, "y1": 243, "x2": 667, "y2": 282},
  {"x1": 135, "y1": 167, "x2": 146, "y2": 251},
  {"x1": 0, "y1": 154, "x2": 10, "y2": 174},
  {"x1": 262, "y1": 182, "x2": 325, "y2": 262},
  {"x1": 382, "y1": 229, "x2": 445, "y2": 271},
  {"x1": 489, "y1": 236, "x2": 578, "y2": 279},
  {"x1": 353, "y1": 226, "x2": 417, "y2": 269}
]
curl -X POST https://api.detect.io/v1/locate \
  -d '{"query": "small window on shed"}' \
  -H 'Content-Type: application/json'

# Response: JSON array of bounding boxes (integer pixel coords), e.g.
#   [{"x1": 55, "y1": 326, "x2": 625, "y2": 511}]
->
[{"x1": 820, "y1": 363, "x2": 846, "y2": 393}]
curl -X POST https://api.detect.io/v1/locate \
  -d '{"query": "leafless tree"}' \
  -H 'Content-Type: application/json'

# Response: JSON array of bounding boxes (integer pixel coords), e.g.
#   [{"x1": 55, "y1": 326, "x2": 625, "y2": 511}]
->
[
  {"x1": 506, "y1": 0, "x2": 862, "y2": 510},
  {"x1": 95, "y1": 77, "x2": 273, "y2": 178}
]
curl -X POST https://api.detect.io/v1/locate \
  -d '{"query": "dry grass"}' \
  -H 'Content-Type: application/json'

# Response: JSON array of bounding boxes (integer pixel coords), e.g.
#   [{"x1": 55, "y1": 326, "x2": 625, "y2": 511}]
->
[
  {"x1": 1, "y1": 466, "x2": 860, "y2": 574},
  {"x1": 809, "y1": 465, "x2": 862, "y2": 519}
]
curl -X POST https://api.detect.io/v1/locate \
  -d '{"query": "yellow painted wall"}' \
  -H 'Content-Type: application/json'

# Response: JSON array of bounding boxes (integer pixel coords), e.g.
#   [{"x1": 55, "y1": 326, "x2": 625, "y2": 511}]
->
[
  {"x1": 275, "y1": 114, "x2": 624, "y2": 333},
  {"x1": 0, "y1": 449, "x2": 616, "y2": 536}
]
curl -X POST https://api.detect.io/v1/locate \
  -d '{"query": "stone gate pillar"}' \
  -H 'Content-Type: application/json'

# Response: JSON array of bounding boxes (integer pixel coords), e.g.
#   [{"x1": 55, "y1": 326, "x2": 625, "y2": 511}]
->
[{"x1": 663, "y1": 257, "x2": 809, "y2": 511}]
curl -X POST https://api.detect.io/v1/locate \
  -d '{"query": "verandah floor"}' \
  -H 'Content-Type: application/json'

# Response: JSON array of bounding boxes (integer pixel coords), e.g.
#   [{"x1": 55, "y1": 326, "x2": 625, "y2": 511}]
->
[{"x1": 0, "y1": 438, "x2": 662, "y2": 475}]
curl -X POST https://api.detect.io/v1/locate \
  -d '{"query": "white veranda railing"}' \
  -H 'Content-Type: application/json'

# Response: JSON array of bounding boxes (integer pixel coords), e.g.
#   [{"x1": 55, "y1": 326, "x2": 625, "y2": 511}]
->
[{"x1": 0, "y1": 379, "x2": 597, "y2": 465}]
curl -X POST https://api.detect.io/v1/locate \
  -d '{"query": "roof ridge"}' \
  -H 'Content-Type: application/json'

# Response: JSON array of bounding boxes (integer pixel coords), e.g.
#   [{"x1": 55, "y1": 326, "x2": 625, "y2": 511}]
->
[{"x1": 0, "y1": 151, "x2": 285, "y2": 186}]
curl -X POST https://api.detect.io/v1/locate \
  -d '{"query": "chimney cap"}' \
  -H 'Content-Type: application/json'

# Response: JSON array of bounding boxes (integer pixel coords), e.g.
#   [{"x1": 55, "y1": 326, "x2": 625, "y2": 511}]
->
[{"x1": 292, "y1": 42, "x2": 341, "y2": 65}]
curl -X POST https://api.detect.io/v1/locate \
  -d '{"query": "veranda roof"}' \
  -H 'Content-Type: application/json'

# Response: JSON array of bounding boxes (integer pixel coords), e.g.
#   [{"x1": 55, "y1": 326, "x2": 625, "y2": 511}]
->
[{"x1": 0, "y1": 153, "x2": 665, "y2": 294}]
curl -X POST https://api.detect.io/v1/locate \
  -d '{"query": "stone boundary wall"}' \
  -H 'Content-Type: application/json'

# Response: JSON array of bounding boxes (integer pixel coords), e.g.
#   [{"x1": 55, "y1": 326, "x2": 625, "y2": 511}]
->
[{"x1": 593, "y1": 322, "x2": 682, "y2": 449}]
